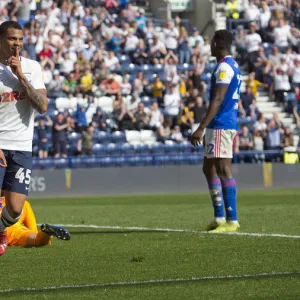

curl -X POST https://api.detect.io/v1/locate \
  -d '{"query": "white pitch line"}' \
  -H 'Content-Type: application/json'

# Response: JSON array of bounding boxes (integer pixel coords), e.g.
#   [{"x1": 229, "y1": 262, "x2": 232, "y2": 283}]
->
[
  {"x1": 48, "y1": 224, "x2": 300, "y2": 240},
  {"x1": 0, "y1": 271, "x2": 299, "y2": 294}
]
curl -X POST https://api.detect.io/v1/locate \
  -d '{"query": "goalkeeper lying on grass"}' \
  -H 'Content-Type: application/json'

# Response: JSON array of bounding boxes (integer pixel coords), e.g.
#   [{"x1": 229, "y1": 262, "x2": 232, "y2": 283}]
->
[{"x1": 0, "y1": 195, "x2": 70, "y2": 247}]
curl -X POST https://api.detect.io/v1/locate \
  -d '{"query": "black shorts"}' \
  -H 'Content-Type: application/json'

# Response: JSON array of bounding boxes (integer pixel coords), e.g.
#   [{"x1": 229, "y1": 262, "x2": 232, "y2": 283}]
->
[{"x1": 0, "y1": 150, "x2": 32, "y2": 196}]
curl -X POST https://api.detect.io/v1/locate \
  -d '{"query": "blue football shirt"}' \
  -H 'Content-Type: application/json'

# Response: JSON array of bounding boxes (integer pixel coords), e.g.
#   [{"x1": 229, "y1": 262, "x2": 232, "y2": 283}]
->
[{"x1": 207, "y1": 56, "x2": 242, "y2": 130}]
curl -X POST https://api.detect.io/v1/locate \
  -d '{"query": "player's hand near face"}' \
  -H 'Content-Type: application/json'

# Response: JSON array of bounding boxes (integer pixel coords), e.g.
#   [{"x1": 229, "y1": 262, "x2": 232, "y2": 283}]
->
[
  {"x1": 189, "y1": 127, "x2": 205, "y2": 146},
  {"x1": 0, "y1": 149, "x2": 7, "y2": 168},
  {"x1": 8, "y1": 48, "x2": 24, "y2": 80}
]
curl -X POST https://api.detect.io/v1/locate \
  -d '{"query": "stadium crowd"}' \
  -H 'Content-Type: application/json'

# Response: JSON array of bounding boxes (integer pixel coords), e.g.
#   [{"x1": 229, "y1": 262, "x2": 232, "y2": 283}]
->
[{"x1": 1, "y1": 0, "x2": 299, "y2": 161}]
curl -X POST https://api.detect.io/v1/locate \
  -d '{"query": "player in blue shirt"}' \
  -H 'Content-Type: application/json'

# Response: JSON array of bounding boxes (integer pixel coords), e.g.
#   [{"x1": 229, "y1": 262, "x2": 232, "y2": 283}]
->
[{"x1": 190, "y1": 30, "x2": 242, "y2": 233}]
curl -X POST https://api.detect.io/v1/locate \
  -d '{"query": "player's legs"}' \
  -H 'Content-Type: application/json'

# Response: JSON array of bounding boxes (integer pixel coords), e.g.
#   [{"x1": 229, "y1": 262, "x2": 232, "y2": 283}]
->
[
  {"x1": 0, "y1": 151, "x2": 32, "y2": 255},
  {"x1": 204, "y1": 129, "x2": 239, "y2": 232},
  {"x1": 202, "y1": 157, "x2": 226, "y2": 230}
]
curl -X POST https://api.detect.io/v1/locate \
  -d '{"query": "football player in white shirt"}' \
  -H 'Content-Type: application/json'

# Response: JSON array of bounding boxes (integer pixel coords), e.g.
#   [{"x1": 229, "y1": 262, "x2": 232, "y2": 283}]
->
[{"x1": 0, "y1": 21, "x2": 48, "y2": 256}]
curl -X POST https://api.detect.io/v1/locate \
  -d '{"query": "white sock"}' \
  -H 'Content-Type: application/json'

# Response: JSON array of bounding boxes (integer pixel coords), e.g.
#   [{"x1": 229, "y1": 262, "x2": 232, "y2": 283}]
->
[{"x1": 215, "y1": 217, "x2": 226, "y2": 223}]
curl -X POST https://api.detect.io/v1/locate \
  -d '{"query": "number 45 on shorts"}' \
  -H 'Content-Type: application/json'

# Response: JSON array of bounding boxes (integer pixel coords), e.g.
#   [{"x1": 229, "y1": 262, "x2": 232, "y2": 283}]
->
[{"x1": 15, "y1": 168, "x2": 31, "y2": 185}]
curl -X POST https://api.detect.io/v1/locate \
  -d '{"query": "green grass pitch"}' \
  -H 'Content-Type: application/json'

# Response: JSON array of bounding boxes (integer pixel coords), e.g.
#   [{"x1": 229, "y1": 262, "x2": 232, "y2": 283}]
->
[{"x1": 2, "y1": 189, "x2": 300, "y2": 300}]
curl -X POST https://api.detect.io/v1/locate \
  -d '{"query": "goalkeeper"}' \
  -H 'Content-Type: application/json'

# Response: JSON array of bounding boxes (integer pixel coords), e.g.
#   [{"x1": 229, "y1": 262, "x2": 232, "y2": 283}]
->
[{"x1": 0, "y1": 195, "x2": 70, "y2": 247}]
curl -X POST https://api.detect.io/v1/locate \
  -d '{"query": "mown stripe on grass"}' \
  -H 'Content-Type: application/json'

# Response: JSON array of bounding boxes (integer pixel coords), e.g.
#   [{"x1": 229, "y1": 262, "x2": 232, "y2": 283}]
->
[
  {"x1": 47, "y1": 224, "x2": 300, "y2": 240},
  {"x1": 1, "y1": 271, "x2": 300, "y2": 294}
]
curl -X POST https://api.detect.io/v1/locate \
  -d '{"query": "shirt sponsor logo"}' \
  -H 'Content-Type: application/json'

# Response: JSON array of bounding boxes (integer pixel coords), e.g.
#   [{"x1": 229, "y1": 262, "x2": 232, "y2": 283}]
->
[
  {"x1": 219, "y1": 71, "x2": 226, "y2": 80},
  {"x1": 0, "y1": 91, "x2": 26, "y2": 102}
]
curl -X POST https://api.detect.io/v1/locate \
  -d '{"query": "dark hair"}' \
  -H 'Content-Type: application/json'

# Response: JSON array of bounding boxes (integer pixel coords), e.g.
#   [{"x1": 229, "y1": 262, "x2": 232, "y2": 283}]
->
[
  {"x1": 0, "y1": 21, "x2": 23, "y2": 37},
  {"x1": 213, "y1": 30, "x2": 233, "y2": 51}
]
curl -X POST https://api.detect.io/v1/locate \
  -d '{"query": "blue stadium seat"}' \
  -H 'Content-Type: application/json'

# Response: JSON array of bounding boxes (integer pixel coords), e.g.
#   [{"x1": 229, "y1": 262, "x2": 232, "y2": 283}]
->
[
  {"x1": 120, "y1": 143, "x2": 135, "y2": 154},
  {"x1": 178, "y1": 141, "x2": 193, "y2": 153},
  {"x1": 187, "y1": 154, "x2": 202, "y2": 164},
  {"x1": 140, "y1": 155, "x2": 153, "y2": 166},
  {"x1": 33, "y1": 145, "x2": 39, "y2": 156},
  {"x1": 150, "y1": 142, "x2": 164, "y2": 154},
  {"x1": 126, "y1": 155, "x2": 142, "y2": 166},
  {"x1": 164, "y1": 141, "x2": 179, "y2": 153},
  {"x1": 99, "y1": 157, "x2": 113, "y2": 167},
  {"x1": 154, "y1": 154, "x2": 171, "y2": 165},
  {"x1": 92, "y1": 143, "x2": 106, "y2": 155},
  {"x1": 111, "y1": 131, "x2": 126, "y2": 143},
  {"x1": 135, "y1": 143, "x2": 150, "y2": 154},
  {"x1": 68, "y1": 132, "x2": 81, "y2": 142},
  {"x1": 94, "y1": 131, "x2": 111, "y2": 144},
  {"x1": 106, "y1": 143, "x2": 121, "y2": 155},
  {"x1": 70, "y1": 157, "x2": 84, "y2": 168},
  {"x1": 41, "y1": 158, "x2": 55, "y2": 169},
  {"x1": 54, "y1": 158, "x2": 69, "y2": 169}
]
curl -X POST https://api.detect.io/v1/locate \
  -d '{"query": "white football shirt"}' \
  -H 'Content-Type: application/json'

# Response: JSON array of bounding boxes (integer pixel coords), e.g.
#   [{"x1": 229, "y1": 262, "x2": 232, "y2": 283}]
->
[{"x1": 0, "y1": 56, "x2": 46, "y2": 151}]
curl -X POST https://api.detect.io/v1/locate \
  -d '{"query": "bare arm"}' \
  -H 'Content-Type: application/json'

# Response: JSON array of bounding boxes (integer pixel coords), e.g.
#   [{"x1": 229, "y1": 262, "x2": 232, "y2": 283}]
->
[{"x1": 19, "y1": 77, "x2": 48, "y2": 114}]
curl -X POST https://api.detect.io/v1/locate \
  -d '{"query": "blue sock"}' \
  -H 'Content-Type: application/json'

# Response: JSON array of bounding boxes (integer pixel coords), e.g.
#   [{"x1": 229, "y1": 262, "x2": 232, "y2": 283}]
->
[
  {"x1": 207, "y1": 177, "x2": 225, "y2": 219},
  {"x1": 222, "y1": 178, "x2": 238, "y2": 221}
]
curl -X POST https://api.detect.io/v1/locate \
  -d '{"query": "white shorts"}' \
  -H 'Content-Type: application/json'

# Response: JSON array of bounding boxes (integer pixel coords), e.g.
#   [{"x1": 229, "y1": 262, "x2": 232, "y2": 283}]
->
[{"x1": 204, "y1": 128, "x2": 237, "y2": 159}]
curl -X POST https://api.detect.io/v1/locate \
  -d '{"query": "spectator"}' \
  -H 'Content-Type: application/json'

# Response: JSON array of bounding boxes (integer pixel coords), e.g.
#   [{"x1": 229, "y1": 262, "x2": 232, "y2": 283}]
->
[
  {"x1": 78, "y1": 126, "x2": 94, "y2": 156},
  {"x1": 274, "y1": 18, "x2": 291, "y2": 49},
  {"x1": 171, "y1": 125, "x2": 184, "y2": 142},
  {"x1": 225, "y1": 0, "x2": 240, "y2": 20},
  {"x1": 247, "y1": 99, "x2": 260, "y2": 120},
  {"x1": 200, "y1": 36, "x2": 211, "y2": 59},
  {"x1": 47, "y1": 71, "x2": 64, "y2": 98},
  {"x1": 158, "y1": 119, "x2": 172, "y2": 142},
  {"x1": 39, "y1": 41, "x2": 53, "y2": 60},
  {"x1": 244, "y1": 0, "x2": 260, "y2": 22},
  {"x1": 292, "y1": 56, "x2": 300, "y2": 88},
  {"x1": 164, "y1": 84, "x2": 181, "y2": 127},
  {"x1": 253, "y1": 130, "x2": 265, "y2": 163},
  {"x1": 268, "y1": 46, "x2": 281, "y2": 67},
  {"x1": 163, "y1": 20, "x2": 179, "y2": 52},
  {"x1": 239, "y1": 125, "x2": 253, "y2": 151},
  {"x1": 178, "y1": 27, "x2": 191, "y2": 65},
  {"x1": 53, "y1": 113, "x2": 68, "y2": 158},
  {"x1": 164, "y1": 51, "x2": 178, "y2": 79},
  {"x1": 254, "y1": 112, "x2": 267, "y2": 134},
  {"x1": 235, "y1": 25, "x2": 247, "y2": 66},
  {"x1": 192, "y1": 96, "x2": 207, "y2": 126},
  {"x1": 150, "y1": 35, "x2": 167, "y2": 65},
  {"x1": 239, "y1": 85, "x2": 255, "y2": 116},
  {"x1": 121, "y1": 75, "x2": 132, "y2": 96},
  {"x1": 273, "y1": 67, "x2": 291, "y2": 103},
  {"x1": 266, "y1": 118, "x2": 283, "y2": 150},
  {"x1": 80, "y1": 67, "x2": 93, "y2": 94},
  {"x1": 281, "y1": 127, "x2": 294, "y2": 148},
  {"x1": 36, "y1": 116, "x2": 52, "y2": 159},
  {"x1": 149, "y1": 102, "x2": 164, "y2": 130},
  {"x1": 76, "y1": 103, "x2": 90, "y2": 132},
  {"x1": 124, "y1": 28, "x2": 139, "y2": 54},
  {"x1": 152, "y1": 76, "x2": 165, "y2": 105},
  {"x1": 178, "y1": 102, "x2": 194, "y2": 132},
  {"x1": 100, "y1": 75, "x2": 121, "y2": 96},
  {"x1": 92, "y1": 108, "x2": 107, "y2": 131},
  {"x1": 245, "y1": 22, "x2": 262, "y2": 73},
  {"x1": 188, "y1": 27, "x2": 203, "y2": 50},
  {"x1": 113, "y1": 93, "x2": 134, "y2": 130},
  {"x1": 247, "y1": 72, "x2": 268, "y2": 100},
  {"x1": 259, "y1": 1, "x2": 271, "y2": 30},
  {"x1": 59, "y1": 52, "x2": 75, "y2": 75},
  {"x1": 104, "y1": 51, "x2": 120, "y2": 71},
  {"x1": 135, "y1": 8, "x2": 147, "y2": 30},
  {"x1": 77, "y1": 51, "x2": 90, "y2": 72},
  {"x1": 62, "y1": 73, "x2": 78, "y2": 95},
  {"x1": 144, "y1": 20, "x2": 155, "y2": 46},
  {"x1": 133, "y1": 102, "x2": 150, "y2": 130},
  {"x1": 132, "y1": 39, "x2": 149, "y2": 65}
]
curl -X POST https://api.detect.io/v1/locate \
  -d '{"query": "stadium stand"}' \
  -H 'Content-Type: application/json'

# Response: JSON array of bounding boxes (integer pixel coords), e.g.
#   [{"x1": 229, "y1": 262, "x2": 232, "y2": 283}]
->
[{"x1": 3, "y1": 0, "x2": 299, "y2": 168}]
